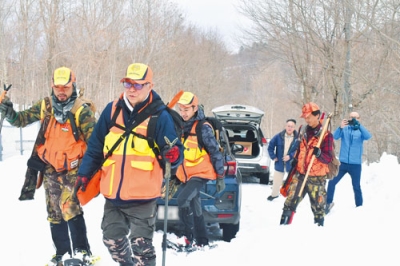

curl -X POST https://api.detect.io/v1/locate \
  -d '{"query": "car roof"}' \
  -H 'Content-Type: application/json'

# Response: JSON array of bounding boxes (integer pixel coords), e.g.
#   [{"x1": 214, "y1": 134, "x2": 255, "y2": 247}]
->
[{"x1": 212, "y1": 105, "x2": 264, "y2": 125}]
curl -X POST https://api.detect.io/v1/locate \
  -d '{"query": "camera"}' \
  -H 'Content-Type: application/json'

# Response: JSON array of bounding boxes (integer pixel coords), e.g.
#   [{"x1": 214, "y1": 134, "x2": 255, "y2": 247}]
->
[{"x1": 347, "y1": 118, "x2": 356, "y2": 126}]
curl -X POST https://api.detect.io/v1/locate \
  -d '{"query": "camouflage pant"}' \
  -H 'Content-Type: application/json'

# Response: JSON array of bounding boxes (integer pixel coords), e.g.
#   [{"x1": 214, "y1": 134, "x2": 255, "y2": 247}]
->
[
  {"x1": 102, "y1": 200, "x2": 157, "y2": 266},
  {"x1": 43, "y1": 167, "x2": 83, "y2": 223},
  {"x1": 283, "y1": 173, "x2": 327, "y2": 220}
]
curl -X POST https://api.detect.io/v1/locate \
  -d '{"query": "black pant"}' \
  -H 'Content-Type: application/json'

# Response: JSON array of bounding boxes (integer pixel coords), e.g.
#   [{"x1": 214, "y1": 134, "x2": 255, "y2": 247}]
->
[{"x1": 177, "y1": 177, "x2": 208, "y2": 242}]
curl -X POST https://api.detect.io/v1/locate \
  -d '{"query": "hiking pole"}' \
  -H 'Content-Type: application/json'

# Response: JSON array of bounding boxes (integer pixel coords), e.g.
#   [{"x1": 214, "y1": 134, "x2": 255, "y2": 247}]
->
[
  {"x1": 0, "y1": 84, "x2": 12, "y2": 134},
  {"x1": 289, "y1": 113, "x2": 332, "y2": 223},
  {"x1": 162, "y1": 136, "x2": 178, "y2": 266}
]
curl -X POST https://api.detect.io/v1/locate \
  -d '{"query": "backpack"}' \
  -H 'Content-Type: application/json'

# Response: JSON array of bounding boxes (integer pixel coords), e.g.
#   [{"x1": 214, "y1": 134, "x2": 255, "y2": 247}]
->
[{"x1": 146, "y1": 101, "x2": 184, "y2": 160}]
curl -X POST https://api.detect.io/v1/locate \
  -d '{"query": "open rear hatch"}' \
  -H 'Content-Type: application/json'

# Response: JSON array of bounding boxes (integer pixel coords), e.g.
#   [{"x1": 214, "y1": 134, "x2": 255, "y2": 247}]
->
[{"x1": 212, "y1": 105, "x2": 264, "y2": 125}]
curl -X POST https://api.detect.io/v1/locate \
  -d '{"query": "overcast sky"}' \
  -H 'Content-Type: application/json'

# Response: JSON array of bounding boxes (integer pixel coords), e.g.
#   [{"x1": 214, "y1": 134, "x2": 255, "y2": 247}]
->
[{"x1": 169, "y1": 0, "x2": 250, "y2": 52}]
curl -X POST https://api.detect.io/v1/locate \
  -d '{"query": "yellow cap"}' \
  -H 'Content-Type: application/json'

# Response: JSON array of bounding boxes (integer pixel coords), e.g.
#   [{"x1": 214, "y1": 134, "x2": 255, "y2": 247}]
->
[
  {"x1": 121, "y1": 63, "x2": 153, "y2": 84},
  {"x1": 177, "y1": 92, "x2": 198, "y2": 107},
  {"x1": 53, "y1": 67, "x2": 75, "y2": 86}
]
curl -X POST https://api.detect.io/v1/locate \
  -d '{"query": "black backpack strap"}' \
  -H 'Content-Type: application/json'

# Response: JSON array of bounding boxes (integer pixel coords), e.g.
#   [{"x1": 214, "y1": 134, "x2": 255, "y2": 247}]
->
[
  {"x1": 146, "y1": 100, "x2": 167, "y2": 159},
  {"x1": 103, "y1": 99, "x2": 164, "y2": 162},
  {"x1": 195, "y1": 120, "x2": 206, "y2": 150},
  {"x1": 67, "y1": 111, "x2": 80, "y2": 142}
]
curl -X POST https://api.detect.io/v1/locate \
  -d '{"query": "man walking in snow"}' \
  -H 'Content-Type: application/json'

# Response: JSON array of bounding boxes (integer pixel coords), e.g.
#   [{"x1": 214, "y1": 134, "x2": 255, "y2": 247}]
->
[
  {"x1": 280, "y1": 102, "x2": 333, "y2": 226},
  {"x1": 0, "y1": 67, "x2": 95, "y2": 265},
  {"x1": 75, "y1": 63, "x2": 183, "y2": 266},
  {"x1": 325, "y1": 112, "x2": 372, "y2": 213},
  {"x1": 174, "y1": 92, "x2": 225, "y2": 248}
]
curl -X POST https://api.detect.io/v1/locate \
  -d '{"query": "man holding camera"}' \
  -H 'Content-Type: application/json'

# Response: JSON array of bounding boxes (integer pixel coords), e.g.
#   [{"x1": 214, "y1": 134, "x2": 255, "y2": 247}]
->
[{"x1": 326, "y1": 112, "x2": 372, "y2": 213}]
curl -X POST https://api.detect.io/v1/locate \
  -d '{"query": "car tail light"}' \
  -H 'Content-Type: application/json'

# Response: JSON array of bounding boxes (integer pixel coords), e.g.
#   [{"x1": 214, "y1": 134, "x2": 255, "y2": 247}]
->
[
  {"x1": 225, "y1": 160, "x2": 237, "y2": 176},
  {"x1": 217, "y1": 214, "x2": 234, "y2": 218},
  {"x1": 262, "y1": 137, "x2": 268, "y2": 145}
]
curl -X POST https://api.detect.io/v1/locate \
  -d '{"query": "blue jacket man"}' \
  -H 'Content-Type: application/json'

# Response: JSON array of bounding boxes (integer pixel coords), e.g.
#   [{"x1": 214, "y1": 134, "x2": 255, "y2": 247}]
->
[
  {"x1": 267, "y1": 119, "x2": 298, "y2": 201},
  {"x1": 326, "y1": 111, "x2": 372, "y2": 212}
]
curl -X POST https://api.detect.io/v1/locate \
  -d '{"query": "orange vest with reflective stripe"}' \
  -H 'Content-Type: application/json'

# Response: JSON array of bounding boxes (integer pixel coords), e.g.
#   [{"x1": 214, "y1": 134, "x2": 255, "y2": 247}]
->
[
  {"x1": 176, "y1": 121, "x2": 217, "y2": 183},
  {"x1": 296, "y1": 132, "x2": 329, "y2": 176},
  {"x1": 100, "y1": 100, "x2": 163, "y2": 200},
  {"x1": 37, "y1": 108, "x2": 86, "y2": 172}
]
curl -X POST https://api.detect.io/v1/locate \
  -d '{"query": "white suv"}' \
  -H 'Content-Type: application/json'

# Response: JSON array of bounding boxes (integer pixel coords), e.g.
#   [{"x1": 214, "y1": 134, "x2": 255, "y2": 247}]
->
[{"x1": 212, "y1": 105, "x2": 271, "y2": 184}]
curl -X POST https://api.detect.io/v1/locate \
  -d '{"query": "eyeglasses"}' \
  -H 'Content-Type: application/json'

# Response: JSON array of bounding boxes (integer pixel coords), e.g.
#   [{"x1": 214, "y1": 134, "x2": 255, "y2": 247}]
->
[{"x1": 123, "y1": 81, "x2": 149, "y2": 90}]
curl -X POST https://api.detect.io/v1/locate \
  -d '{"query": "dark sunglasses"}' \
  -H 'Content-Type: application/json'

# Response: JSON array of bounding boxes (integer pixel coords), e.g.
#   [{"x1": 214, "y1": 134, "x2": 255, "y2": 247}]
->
[{"x1": 123, "y1": 81, "x2": 148, "y2": 90}]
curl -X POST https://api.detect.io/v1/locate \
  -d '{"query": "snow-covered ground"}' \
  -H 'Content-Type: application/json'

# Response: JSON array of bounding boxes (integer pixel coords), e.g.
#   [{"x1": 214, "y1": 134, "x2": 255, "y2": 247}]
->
[{"x1": 1, "y1": 124, "x2": 398, "y2": 265}]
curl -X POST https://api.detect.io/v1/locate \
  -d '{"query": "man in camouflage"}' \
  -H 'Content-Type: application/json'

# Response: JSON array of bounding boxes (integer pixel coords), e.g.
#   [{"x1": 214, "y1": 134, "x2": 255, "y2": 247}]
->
[{"x1": 0, "y1": 67, "x2": 96, "y2": 265}]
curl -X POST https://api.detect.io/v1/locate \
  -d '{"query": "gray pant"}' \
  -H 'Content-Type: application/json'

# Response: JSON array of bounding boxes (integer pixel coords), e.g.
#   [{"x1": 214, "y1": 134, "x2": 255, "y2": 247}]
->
[
  {"x1": 101, "y1": 199, "x2": 157, "y2": 266},
  {"x1": 177, "y1": 177, "x2": 209, "y2": 242}
]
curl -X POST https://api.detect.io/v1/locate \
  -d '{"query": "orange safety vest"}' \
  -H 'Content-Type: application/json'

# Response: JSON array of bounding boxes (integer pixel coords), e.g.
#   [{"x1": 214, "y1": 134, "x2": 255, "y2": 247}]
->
[
  {"x1": 176, "y1": 121, "x2": 217, "y2": 183},
  {"x1": 37, "y1": 107, "x2": 87, "y2": 172},
  {"x1": 100, "y1": 100, "x2": 163, "y2": 200},
  {"x1": 296, "y1": 132, "x2": 329, "y2": 176}
]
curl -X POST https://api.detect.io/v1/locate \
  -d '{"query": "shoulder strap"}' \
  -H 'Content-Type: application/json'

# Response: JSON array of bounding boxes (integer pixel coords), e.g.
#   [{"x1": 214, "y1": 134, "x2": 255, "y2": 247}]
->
[
  {"x1": 104, "y1": 99, "x2": 164, "y2": 161},
  {"x1": 67, "y1": 100, "x2": 87, "y2": 142},
  {"x1": 195, "y1": 119, "x2": 216, "y2": 150},
  {"x1": 195, "y1": 120, "x2": 206, "y2": 150},
  {"x1": 146, "y1": 99, "x2": 167, "y2": 157},
  {"x1": 38, "y1": 97, "x2": 52, "y2": 144}
]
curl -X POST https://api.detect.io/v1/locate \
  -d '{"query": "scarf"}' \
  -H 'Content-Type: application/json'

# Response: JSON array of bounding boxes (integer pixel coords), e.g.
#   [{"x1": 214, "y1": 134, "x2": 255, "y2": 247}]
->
[{"x1": 51, "y1": 90, "x2": 77, "y2": 124}]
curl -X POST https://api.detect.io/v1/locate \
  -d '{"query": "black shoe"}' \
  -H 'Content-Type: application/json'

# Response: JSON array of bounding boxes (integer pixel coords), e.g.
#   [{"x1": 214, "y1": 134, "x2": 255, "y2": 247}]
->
[{"x1": 267, "y1": 195, "x2": 278, "y2": 201}]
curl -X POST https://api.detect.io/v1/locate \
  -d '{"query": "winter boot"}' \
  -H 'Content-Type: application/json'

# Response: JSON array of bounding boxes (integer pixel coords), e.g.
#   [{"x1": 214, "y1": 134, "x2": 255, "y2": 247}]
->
[
  {"x1": 178, "y1": 207, "x2": 194, "y2": 244},
  {"x1": 50, "y1": 220, "x2": 72, "y2": 256},
  {"x1": 68, "y1": 214, "x2": 91, "y2": 255},
  {"x1": 280, "y1": 210, "x2": 294, "y2": 225},
  {"x1": 314, "y1": 217, "x2": 324, "y2": 226},
  {"x1": 193, "y1": 215, "x2": 209, "y2": 246}
]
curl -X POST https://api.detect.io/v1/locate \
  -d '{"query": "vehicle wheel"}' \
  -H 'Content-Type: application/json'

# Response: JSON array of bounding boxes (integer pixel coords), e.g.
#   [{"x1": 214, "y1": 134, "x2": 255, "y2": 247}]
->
[
  {"x1": 220, "y1": 222, "x2": 240, "y2": 242},
  {"x1": 258, "y1": 172, "x2": 270, "y2": 185}
]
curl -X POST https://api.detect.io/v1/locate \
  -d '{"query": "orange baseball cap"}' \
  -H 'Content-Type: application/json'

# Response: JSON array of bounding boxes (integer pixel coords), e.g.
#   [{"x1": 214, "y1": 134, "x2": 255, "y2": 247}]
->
[
  {"x1": 177, "y1": 92, "x2": 198, "y2": 107},
  {"x1": 300, "y1": 102, "x2": 320, "y2": 118},
  {"x1": 121, "y1": 63, "x2": 153, "y2": 84}
]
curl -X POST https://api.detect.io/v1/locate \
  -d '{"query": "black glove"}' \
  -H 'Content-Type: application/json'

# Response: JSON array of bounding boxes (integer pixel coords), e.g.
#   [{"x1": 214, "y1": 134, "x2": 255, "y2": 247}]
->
[
  {"x1": 0, "y1": 97, "x2": 17, "y2": 120},
  {"x1": 75, "y1": 176, "x2": 89, "y2": 192},
  {"x1": 313, "y1": 147, "x2": 321, "y2": 157},
  {"x1": 216, "y1": 177, "x2": 225, "y2": 193}
]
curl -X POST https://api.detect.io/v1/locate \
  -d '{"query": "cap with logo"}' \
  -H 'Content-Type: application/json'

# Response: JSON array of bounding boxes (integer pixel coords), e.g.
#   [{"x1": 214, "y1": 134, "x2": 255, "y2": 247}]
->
[
  {"x1": 300, "y1": 102, "x2": 320, "y2": 118},
  {"x1": 177, "y1": 92, "x2": 198, "y2": 107},
  {"x1": 53, "y1": 67, "x2": 76, "y2": 86},
  {"x1": 121, "y1": 63, "x2": 153, "y2": 84}
]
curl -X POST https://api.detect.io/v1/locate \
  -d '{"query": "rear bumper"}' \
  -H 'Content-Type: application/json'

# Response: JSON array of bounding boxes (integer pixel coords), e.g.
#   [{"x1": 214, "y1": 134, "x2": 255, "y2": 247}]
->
[
  {"x1": 238, "y1": 162, "x2": 269, "y2": 175},
  {"x1": 156, "y1": 178, "x2": 241, "y2": 225}
]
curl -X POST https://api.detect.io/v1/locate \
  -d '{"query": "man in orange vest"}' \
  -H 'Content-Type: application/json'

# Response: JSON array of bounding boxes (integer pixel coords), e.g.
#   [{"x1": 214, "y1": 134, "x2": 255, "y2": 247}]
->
[
  {"x1": 280, "y1": 102, "x2": 333, "y2": 226},
  {"x1": 175, "y1": 92, "x2": 225, "y2": 249},
  {"x1": 75, "y1": 63, "x2": 183, "y2": 266},
  {"x1": 0, "y1": 67, "x2": 95, "y2": 265}
]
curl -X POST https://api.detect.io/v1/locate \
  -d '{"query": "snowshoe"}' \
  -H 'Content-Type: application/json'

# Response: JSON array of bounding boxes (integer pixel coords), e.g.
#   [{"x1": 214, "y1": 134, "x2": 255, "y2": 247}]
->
[{"x1": 166, "y1": 238, "x2": 217, "y2": 253}]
